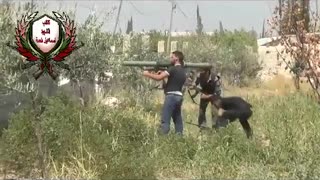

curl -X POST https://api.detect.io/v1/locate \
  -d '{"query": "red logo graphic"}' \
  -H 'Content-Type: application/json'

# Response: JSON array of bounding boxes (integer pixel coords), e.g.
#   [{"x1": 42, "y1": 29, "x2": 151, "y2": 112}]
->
[{"x1": 7, "y1": 11, "x2": 84, "y2": 80}]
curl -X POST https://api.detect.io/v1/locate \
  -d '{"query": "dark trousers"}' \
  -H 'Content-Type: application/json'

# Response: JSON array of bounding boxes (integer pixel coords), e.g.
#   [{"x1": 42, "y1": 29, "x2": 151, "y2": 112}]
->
[
  {"x1": 216, "y1": 108, "x2": 253, "y2": 138},
  {"x1": 198, "y1": 98, "x2": 217, "y2": 128},
  {"x1": 160, "y1": 94, "x2": 184, "y2": 135}
]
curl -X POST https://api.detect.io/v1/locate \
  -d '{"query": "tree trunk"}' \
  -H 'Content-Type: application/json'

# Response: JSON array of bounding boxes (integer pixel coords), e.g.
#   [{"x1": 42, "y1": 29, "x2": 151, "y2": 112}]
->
[
  {"x1": 30, "y1": 90, "x2": 46, "y2": 178},
  {"x1": 294, "y1": 75, "x2": 300, "y2": 90}
]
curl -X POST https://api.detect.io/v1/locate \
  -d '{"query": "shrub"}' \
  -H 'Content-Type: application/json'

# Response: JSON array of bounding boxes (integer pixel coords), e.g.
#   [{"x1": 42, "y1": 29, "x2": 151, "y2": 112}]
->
[
  {"x1": 181, "y1": 30, "x2": 262, "y2": 86},
  {"x1": 2, "y1": 92, "x2": 320, "y2": 179},
  {"x1": 1, "y1": 93, "x2": 158, "y2": 179}
]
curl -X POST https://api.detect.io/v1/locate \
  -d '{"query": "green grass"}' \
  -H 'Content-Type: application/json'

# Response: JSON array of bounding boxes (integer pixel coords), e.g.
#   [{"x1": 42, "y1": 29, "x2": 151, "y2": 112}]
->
[{"x1": 1, "y1": 91, "x2": 320, "y2": 179}]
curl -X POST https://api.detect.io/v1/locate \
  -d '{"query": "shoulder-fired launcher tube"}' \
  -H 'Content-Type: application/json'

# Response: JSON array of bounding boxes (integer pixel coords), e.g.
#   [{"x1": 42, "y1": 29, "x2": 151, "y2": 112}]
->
[{"x1": 122, "y1": 61, "x2": 212, "y2": 68}]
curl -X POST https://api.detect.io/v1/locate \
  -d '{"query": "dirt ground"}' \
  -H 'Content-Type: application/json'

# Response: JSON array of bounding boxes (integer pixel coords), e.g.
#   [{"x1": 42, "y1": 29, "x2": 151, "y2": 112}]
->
[{"x1": 224, "y1": 74, "x2": 312, "y2": 97}]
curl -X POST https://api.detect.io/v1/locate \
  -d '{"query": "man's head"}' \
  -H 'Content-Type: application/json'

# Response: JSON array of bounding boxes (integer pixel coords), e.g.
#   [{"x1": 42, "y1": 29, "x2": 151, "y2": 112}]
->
[
  {"x1": 200, "y1": 67, "x2": 212, "y2": 80},
  {"x1": 170, "y1": 51, "x2": 184, "y2": 65}
]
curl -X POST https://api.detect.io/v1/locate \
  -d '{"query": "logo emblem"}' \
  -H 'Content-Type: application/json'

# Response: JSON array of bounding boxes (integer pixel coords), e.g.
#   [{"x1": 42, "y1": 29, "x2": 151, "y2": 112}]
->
[
  {"x1": 31, "y1": 15, "x2": 60, "y2": 53},
  {"x1": 6, "y1": 11, "x2": 84, "y2": 80}
]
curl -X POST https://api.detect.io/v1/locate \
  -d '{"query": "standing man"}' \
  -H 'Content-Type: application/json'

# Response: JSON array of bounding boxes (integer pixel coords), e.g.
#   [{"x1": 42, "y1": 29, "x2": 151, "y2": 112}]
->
[
  {"x1": 143, "y1": 51, "x2": 187, "y2": 135},
  {"x1": 190, "y1": 68, "x2": 222, "y2": 130}
]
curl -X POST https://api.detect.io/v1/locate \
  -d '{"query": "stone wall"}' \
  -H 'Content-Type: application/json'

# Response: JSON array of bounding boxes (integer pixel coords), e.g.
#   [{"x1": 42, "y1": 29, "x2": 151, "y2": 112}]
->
[{"x1": 257, "y1": 45, "x2": 293, "y2": 81}]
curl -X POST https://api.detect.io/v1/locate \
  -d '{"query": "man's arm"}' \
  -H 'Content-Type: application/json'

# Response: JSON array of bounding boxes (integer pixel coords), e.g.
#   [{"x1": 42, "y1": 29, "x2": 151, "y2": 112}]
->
[
  {"x1": 143, "y1": 70, "x2": 168, "y2": 81},
  {"x1": 195, "y1": 76, "x2": 200, "y2": 86},
  {"x1": 200, "y1": 93, "x2": 213, "y2": 99},
  {"x1": 143, "y1": 66, "x2": 174, "y2": 81},
  {"x1": 200, "y1": 74, "x2": 221, "y2": 98},
  {"x1": 190, "y1": 75, "x2": 201, "y2": 97}
]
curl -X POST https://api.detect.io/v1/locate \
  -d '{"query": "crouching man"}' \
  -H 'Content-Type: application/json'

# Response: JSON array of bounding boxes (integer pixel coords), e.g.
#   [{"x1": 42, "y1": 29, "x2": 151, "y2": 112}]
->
[{"x1": 210, "y1": 95, "x2": 253, "y2": 139}]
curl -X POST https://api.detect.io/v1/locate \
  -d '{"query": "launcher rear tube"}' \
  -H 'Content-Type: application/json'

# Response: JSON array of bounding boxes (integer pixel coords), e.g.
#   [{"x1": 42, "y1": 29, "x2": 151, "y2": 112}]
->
[{"x1": 122, "y1": 61, "x2": 212, "y2": 68}]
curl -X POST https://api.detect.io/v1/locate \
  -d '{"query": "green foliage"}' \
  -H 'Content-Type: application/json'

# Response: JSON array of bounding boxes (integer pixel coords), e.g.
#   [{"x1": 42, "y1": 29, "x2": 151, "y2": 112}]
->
[
  {"x1": 147, "y1": 30, "x2": 167, "y2": 52},
  {"x1": 0, "y1": 2, "x2": 297, "y2": 180},
  {"x1": 0, "y1": 121, "x2": 6, "y2": 136},
  {"x1": 2, "y1": 92, "x2": 320, "y2": 179},
  {"x1": 213, "y1": 31, "x2": 262, "y2": 86},
  {"x1": 219, "y1": 21, "x2": 224, "y2": 33},
  {"x1": 0, "y1": 2, "x2": 25, "y2": 93},
  {"x1": 126, "y1": 16, "x2": 133, "y2": 34},
  {"x1": 279, "y1": 0, "x2": 310, "y2": 34},
  {"x1": 196, "y1": 5, "x2": 203, "y2": 35},
  {"x1": 67, "y1": 14, "x2": 114, "y2": 81},
  {"x1": 1, "y1": 93, "x2": 156, "y2": 178},
  {"x1": 181, "y1": 30, "x2": 261, "y2": 86},
  {"x1": 1, "y1": 108, "x2": 38, "y2": 177},
  {"x1": 215, "y1": 29, "x2": 258, "y2": 52}
]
